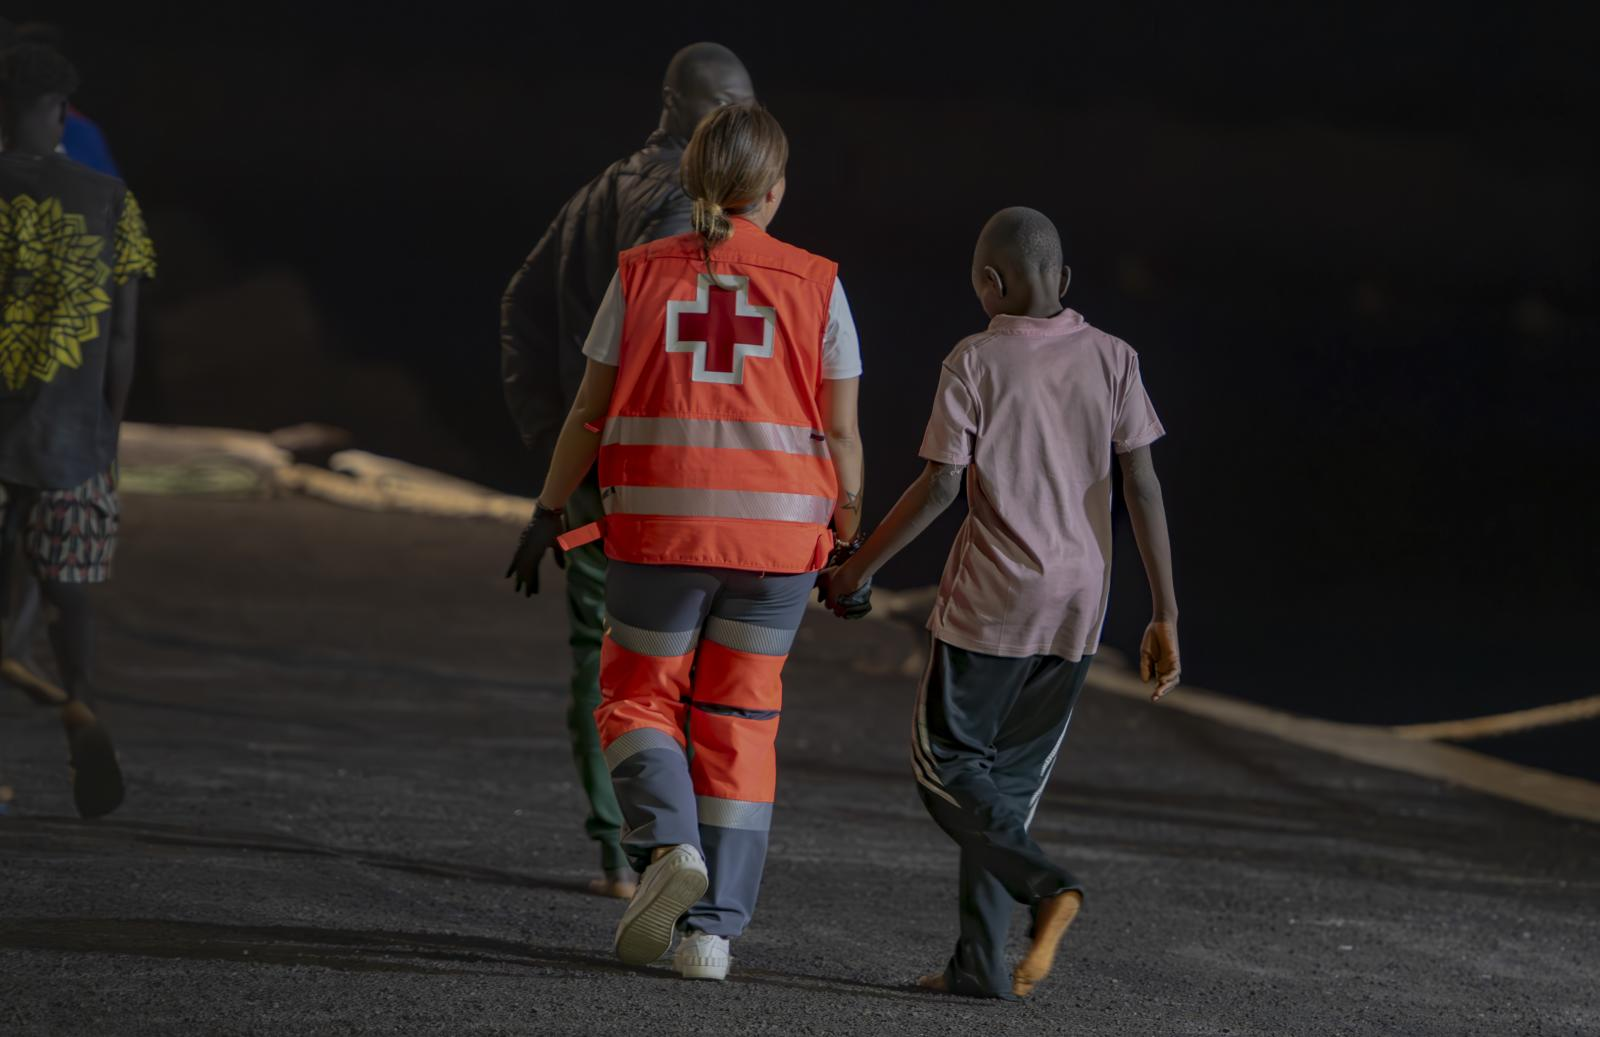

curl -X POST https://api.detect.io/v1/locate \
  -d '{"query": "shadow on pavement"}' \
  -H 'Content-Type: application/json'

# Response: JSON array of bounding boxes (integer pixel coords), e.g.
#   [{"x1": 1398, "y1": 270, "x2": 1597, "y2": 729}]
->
[
  {"x1": 0, "y1": 916, "x2": 935, "y2": 1003},
  {"x1": 0, "y1": 817, "x2": 592, "y2": 896}
]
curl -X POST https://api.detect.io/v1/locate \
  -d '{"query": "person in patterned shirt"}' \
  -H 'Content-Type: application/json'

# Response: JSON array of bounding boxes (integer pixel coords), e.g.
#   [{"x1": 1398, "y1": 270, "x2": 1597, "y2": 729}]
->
[{"x1": 0, "y1": 43, "x2": 156, "y2": 819}]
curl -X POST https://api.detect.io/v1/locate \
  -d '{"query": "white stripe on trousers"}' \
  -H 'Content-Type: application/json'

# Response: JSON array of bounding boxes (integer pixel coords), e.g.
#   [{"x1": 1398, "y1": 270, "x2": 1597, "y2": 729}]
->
[
  {"x1": 1024, "y1": 701, "x2": 1076, "y2": 830},
  {"x1": 911, "y1": 640, "x2": 959, "y2": 806}
]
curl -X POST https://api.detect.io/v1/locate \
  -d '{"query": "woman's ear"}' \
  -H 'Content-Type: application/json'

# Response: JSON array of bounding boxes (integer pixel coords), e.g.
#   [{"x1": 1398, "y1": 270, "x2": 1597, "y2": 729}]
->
[
  {"x1": 984, "y1": 265, "x2": 1005, "y2": 297},
  {"x1": 1059, "y1": 264, "x2": 1072, "y2": 299}
]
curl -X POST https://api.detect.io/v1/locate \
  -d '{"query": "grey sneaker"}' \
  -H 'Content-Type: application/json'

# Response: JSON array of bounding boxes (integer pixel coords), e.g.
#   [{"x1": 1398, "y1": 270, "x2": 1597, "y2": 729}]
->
[{"x1": 613, "y1": 845, "x2": 708, "y2": 966}]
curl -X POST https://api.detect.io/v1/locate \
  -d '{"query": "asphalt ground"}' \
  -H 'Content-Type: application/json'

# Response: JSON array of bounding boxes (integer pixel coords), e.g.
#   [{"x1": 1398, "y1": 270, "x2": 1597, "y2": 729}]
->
[{"x1": 1, "y1": 494, "x2": 1596, "y2": 1037}]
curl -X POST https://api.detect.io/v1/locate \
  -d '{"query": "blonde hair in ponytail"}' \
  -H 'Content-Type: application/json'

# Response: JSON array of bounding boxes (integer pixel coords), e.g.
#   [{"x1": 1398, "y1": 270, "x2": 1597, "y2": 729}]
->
[{"x1": 681, "y1": 103, "x2": 788, "y2": 284}]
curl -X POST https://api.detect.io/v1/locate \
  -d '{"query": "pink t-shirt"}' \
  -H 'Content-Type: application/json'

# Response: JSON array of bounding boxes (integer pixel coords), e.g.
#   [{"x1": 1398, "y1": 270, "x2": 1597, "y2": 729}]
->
[{"x1": 919, "y1": 308, "x2": 1165, "y2": 660}]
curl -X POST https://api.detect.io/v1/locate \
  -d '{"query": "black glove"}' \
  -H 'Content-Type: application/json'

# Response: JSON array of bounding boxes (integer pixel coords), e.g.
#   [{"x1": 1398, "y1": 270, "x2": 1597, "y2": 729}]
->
[
  {"x1": 831, "y1": 579, "x2": 873, "y2": 620},
  {"x1": 506, "y1": 503, "x2": 567, "y2": 596}
]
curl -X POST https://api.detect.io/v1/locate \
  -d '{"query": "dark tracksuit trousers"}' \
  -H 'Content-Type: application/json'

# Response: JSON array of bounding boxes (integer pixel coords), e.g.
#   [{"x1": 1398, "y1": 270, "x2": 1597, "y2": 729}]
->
[{"x1": 912, "y1": 637, "x2": 1092, "y2": 999}]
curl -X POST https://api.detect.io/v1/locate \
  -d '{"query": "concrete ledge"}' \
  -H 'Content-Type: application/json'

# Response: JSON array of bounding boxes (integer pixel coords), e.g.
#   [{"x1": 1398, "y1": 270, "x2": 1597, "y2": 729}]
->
[
  {"x1": 120, "y1": 423, "x2": 535, "y2": 523},
  {"x1": 1088, "y1": 664, "x2": 1600, "y2": 824}
]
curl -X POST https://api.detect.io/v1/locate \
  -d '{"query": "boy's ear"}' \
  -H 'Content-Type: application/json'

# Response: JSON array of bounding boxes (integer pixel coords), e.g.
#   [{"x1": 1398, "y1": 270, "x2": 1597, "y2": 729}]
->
[
  {"x1": 1059, "y1": 265, "x2": 1072, "y2": 300},
  {"x1": 983, "y1": 265, "x2": 1005, "y2": 297}
]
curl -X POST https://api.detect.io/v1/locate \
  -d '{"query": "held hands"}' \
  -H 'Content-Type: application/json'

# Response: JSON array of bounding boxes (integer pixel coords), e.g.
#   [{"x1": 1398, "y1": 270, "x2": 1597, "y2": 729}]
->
[
  {"x1": 1140, "y1": 620, "x2": 1181, "y2": 701},
  {"x1": 816, "y1": 560, "x2": 873, "y2": 620},
  {"x1": 505, "y1": 504, "x2": 567, "y2": 597}
]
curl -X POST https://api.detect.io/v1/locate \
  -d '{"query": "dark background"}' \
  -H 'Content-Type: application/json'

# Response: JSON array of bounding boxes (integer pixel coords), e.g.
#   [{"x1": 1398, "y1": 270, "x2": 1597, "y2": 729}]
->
[{"x1": 16, "y1": 3, "x2": 1597, "y2": 766}]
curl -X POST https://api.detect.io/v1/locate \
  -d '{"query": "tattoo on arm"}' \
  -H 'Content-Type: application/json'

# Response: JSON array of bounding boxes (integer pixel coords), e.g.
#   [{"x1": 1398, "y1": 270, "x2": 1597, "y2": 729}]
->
[
  {"x1": 841, "y1": 489, "x2": 861, "y2": 513},
  {"x1": 923, "y1": 463, "x2": 966, "y2": 510}
]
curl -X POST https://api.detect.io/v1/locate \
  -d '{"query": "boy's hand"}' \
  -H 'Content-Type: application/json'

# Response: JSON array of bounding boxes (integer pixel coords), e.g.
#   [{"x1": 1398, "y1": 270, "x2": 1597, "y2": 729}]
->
[
  {"x1": 1140, "y1": 620, "x2": 1181, "y2": 701},
  {"x1": 505, "y1": 504, "x2": 567, "y2": 597},
  {"x1": 817, "y1": 563, "x2": 873, "y2": 619}
]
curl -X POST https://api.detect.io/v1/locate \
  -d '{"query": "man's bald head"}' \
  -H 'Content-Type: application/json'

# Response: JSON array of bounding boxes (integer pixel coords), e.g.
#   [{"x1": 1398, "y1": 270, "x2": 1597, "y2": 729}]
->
[
  {"x1": 971, "y1": 207, "x2": 1071, "y2": 318},
  {"x1": 661, "y1": 43, "x2": 754, "y2": 140}
]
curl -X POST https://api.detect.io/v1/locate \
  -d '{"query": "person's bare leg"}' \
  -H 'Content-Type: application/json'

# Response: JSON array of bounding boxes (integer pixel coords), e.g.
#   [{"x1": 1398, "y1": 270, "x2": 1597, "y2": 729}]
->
[
  {"x1": 43, "y1": 580, "x2": 123, "y2": 818},
  {"x1": 7, "y1": 573, "x2": 43, "y2": 656},
  {"x1": 44, "y1": 581, "x2": 94, "y2": 706},
  {"x1": 3, "y1": 576, "x2": 68, "y2": 705},
  {"x1": 0, "y1": 485, "x2": 29, "y2": 664}
]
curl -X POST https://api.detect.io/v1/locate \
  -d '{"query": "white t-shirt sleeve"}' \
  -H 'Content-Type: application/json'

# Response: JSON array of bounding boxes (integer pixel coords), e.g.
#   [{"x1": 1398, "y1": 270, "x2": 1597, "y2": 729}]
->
[
  {"x1": 581, "y1": 272, "x2": 625, "y2": 366},
  {"x1": 822, "y1": 277, "x2": 863, "y2": 379}
]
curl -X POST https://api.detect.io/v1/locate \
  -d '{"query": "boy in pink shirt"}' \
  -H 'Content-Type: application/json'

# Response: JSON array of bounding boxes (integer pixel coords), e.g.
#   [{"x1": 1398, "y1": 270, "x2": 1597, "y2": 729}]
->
[{"x1": 823, "y1": 207, "x2": 1180, "y2": 999}]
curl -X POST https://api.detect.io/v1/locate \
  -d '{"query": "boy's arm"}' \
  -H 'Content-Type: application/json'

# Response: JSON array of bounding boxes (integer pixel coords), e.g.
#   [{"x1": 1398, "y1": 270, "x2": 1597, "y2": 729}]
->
[
  {"x1": 828, "y1": 460, "x2": 965, "y2": 595},
  {"x1": 820, "y1": 377, "x2": 864, "y2": 541},
  {"x1": 1118, "y1": 445, "x2": 1181, "y2": 700}
]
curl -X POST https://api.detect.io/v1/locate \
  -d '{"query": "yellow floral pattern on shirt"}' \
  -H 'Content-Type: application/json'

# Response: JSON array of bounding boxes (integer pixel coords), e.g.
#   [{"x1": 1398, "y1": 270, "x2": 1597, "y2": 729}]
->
[
  {"x1": 114, "y1": 190, "x2": 157, "y2": 285},
  {"x1": 0, "y1": 194, "x2": 112, "y2": 391}
]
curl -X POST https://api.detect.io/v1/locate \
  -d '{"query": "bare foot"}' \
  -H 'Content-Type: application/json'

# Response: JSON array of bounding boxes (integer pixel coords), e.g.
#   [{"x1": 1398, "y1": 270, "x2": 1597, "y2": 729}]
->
[
  {"x1": 916, "y1": 972, "x2": 948, "y2": 993},
  {"x1": 587, "y1": 876, "x2": 638, "y2": 899},
  {"x1": 1012, "y1": 889, "x2": 1083, "y2": 997}
]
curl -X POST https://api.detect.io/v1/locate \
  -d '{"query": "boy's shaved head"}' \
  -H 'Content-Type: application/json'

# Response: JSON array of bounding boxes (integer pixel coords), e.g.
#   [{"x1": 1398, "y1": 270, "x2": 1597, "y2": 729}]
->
[
  {"x1": 971, "y1": 207, "x2": 1071, "y2": 319},
  {"x1": 976, "y1": 206, "x2": 1063, "y2": 278}
]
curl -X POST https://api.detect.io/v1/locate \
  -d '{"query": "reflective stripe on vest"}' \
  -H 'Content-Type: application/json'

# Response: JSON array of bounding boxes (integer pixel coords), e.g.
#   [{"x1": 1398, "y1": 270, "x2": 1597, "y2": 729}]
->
[
  {"x1": 602, "y1": 416, "x2": 830, "y2": 460},
  {"x1": 607, "y1": 486, "x2": 833, "y2": 525}
]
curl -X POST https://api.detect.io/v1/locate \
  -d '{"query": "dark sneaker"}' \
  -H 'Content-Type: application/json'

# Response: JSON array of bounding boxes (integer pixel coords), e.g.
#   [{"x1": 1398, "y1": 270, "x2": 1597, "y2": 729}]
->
[{"x1": 63, "y1": 703, "x2": 124, "y2": 819}]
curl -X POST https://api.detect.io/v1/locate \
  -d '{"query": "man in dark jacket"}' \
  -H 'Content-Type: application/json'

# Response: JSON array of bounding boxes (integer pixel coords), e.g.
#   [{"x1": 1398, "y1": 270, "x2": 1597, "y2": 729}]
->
[{"x1": 500, "y1": 42, "x2": 754, "y2": 897}]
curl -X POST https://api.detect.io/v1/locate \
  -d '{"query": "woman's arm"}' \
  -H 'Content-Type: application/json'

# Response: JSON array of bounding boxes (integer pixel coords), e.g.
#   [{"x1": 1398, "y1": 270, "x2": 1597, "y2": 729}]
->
[
  {"x1": 820, "y1": 377, "x2": 864, "y2": 541},
  {"x1": 536, "y1": 359, "x2": 619, "y2": 510},
  {"x1": 507, "y1": 358, "x2": 617, "y2": 596}
]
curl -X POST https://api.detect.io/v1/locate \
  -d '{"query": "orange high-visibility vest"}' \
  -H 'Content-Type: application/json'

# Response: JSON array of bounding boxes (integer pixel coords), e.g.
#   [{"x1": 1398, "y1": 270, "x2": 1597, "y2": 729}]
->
[{"x1": 588, "y1": 219, "x2": 839, "y2": 573}]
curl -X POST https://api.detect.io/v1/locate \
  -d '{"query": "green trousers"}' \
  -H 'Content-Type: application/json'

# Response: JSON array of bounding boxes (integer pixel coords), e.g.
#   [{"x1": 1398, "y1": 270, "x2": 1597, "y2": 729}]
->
[{"x1": 563, "y1": 482, "x2": 627, "y2": 873}]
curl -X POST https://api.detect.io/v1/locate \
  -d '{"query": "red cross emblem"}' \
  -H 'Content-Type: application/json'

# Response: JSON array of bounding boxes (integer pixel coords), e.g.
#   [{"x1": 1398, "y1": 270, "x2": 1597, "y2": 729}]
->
[{"x1": 664, "y1": 274, "x2": 776, "y2": 384}]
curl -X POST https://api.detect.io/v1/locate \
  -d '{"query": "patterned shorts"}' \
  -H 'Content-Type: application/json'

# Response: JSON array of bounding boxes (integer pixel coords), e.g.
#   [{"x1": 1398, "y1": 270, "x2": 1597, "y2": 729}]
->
[{"x1": 1, "y1": 471, "x2": 120, "y2": 584}]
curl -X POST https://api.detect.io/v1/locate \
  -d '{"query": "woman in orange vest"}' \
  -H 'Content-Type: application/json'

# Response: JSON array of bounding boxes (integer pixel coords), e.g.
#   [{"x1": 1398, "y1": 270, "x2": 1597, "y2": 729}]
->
[{"x1": 507, "y1": 103, "x2": 866, "y2": 981}]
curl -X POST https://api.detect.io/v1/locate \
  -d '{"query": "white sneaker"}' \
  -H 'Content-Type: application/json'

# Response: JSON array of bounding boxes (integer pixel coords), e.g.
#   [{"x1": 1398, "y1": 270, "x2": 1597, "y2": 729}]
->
[
  {"x1": 674, "y1": 931, "x2": 731, "y2": 981},
  {"x1": 613, "y1": 844, "x2": 708, "y2": 966}
]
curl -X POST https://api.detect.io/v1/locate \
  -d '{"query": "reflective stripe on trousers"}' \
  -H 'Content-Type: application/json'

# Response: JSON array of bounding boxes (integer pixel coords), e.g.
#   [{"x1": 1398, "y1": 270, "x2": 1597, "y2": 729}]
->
[{"x1": 596, "y1": 561, "x2": 812, "y2": 938}]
